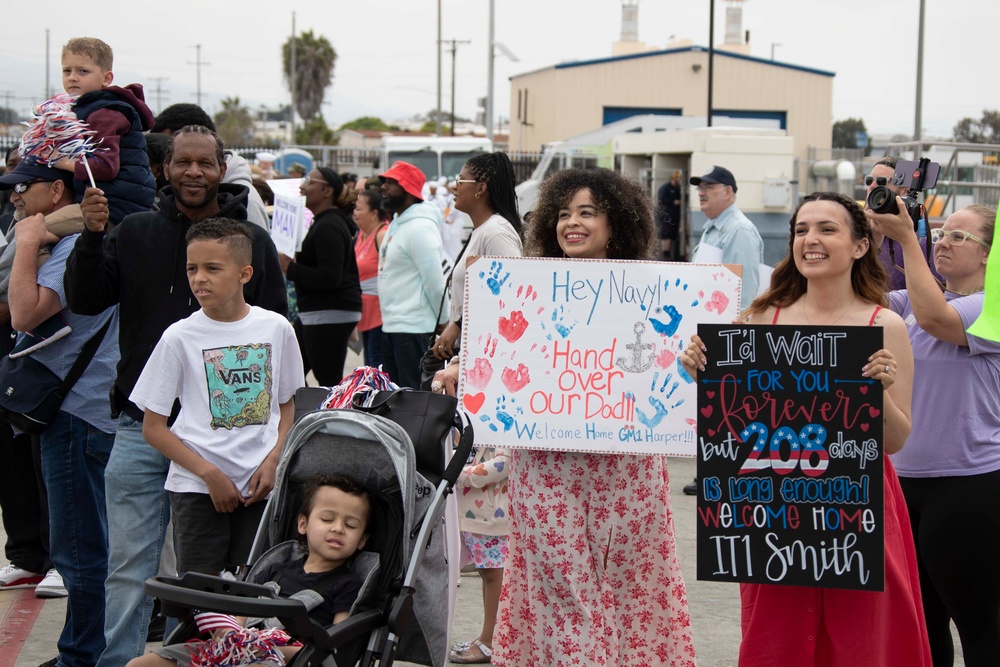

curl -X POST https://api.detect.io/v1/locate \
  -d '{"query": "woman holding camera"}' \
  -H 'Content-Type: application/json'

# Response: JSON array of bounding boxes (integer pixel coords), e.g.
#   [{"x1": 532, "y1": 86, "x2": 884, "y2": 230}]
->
[{"x1": 869, "y1": 201, "x2": 1000, "y2": 666}]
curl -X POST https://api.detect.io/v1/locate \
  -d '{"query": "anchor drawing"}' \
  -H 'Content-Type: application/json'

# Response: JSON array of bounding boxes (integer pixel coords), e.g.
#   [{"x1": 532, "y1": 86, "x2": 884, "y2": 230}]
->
[{"x1": 616, "y1": 322, "x2": 655, "y2": 373}]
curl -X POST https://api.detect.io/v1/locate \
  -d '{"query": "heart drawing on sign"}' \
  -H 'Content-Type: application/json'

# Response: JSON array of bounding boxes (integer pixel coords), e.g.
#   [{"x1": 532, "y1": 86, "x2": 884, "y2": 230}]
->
[
  {"x1": 700, "y1": 405, "x2": 713, "y2": 418},
  {"x1": 463, "y1": 392, "x2": 486, "y2": 413},
  {"x1": 706, "y1": 391, "x2": 716, "y2": 399},
  {"x1": 859, "y1": 386, "x2": 868, "y2": 395},
  {"x1": 868, "y1": 407, "x2": 881, "y2": 418},
  {"x1": 860, "y1": 423, "x2": 870, "y2": 432}
]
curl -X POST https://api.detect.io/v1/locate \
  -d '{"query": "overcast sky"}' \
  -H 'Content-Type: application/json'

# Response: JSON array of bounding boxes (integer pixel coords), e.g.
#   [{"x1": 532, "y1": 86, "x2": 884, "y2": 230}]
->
[{"x1": 1, "y1": 0, "x2": 994, "y2": 139}]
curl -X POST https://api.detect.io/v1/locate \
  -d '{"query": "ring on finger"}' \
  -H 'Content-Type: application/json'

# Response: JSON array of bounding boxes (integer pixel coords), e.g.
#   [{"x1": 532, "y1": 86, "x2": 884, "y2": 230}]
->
[{"x1": 885, "y1": 364, "x2": 890, "y2": 374}]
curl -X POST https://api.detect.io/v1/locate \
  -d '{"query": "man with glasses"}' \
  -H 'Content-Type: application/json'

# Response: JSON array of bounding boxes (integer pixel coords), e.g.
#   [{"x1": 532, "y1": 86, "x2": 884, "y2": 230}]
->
[
  {"x1": 0, "y1": 158, "x2": 120, "y2": 667},
  {"x1": 685, "y1": 165, "x2": 762, "y2": 496},
  {"x1": 865, "y1": 156, "x2": 942, "y2": 290}
]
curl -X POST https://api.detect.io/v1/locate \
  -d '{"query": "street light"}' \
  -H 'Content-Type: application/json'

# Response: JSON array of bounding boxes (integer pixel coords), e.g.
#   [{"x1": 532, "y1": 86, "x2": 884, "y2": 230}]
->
[{"x1": 486, "y1": 0, "x2": 520, "y2": 141}]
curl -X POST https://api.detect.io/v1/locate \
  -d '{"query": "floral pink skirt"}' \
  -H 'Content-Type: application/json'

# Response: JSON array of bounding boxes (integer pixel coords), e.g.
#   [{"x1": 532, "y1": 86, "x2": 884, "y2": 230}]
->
[
  {"x1": 492, "y1": 450, "x2": 697, "y2": 667},
  {"x1": 461, "y1": 531, "x2": 509, "y2": 569}
]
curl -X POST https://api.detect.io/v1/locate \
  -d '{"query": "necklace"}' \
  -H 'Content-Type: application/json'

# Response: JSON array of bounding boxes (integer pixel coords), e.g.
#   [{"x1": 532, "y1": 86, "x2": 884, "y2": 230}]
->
[
  {"x1": 802, "y1": 296, "x2": 855, "y2": 326},
  {"x1": 945, "y1": 286, "x2": 984, "y2": 296}
]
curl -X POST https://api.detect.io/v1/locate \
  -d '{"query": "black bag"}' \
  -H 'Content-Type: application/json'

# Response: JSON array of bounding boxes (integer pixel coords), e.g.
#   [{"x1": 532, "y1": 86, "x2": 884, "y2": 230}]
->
[
  {"x1": 353, "y1": 389, "x2": 459, "y2": 485},
  {"x1": 418, "y1": 236, "x2": 471, "y2": 391},
  {"x1": 0, "y1": 317, "x2": 112, "y2": 435}
]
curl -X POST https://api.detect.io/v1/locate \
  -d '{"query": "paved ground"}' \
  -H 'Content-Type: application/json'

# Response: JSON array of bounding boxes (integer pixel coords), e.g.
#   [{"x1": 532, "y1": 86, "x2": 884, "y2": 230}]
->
[{"x1": 0, "y1": 350, "x2": 965, "y2": 665}]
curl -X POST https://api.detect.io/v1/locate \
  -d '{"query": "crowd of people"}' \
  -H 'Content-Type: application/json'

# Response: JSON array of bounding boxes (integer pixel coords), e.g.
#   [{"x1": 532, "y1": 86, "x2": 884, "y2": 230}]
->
[{"x1": 0, "y1": 33, "x2": 996, "y2": 667}]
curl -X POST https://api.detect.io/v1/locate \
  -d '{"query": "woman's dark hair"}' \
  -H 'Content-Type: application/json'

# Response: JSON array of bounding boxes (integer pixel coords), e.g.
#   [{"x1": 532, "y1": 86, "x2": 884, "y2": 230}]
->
[
  {"x1": 746, "y1": 191, "x2": 887, "y2": 317},
  {"x1": 317, "y1": 167, "x2": 358, "y2": 209},
  {"x1": 524, "y1": 168, "x2": 657, "y2": 261},
  {"x1": 297, "y1": 473, "x2": 376, "y2": 549},
  {"x1": 357, "y1": 189, "x2": 390, "y2": 222},
  {"x1": 465, "y1": 152, "x2": 521, "y2": 235}
]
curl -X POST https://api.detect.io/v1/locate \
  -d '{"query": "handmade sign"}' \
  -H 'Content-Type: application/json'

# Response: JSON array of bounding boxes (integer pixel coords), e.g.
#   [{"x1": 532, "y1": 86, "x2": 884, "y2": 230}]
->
[
  {"x1": 270, "y1": 193, "x2": 305, "y2": 257},
  {"x1": 695, "y1": 324, "x2": 885, "y2": 591},
  {"x1": 460, "y1": 257, "x2": 742, "y2": 455}
]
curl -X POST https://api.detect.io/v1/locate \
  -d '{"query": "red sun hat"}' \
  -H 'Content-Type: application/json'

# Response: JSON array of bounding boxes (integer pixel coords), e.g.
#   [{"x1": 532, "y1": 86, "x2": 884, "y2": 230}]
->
[{"x1": 378, "y1": 161, "x2": 426, "y2": 201}]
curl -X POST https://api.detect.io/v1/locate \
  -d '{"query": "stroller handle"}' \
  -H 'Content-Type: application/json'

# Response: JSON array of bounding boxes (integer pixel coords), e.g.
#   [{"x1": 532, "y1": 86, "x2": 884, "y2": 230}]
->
[{"x1": 443, "y1": 414, "x2": 475, "y2": 487}]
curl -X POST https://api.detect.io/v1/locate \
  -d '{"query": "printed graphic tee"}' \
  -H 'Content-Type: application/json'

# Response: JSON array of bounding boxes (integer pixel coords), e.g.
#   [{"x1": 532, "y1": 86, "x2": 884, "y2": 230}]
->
[{"x1": 131, "y1": 306, "x2": 305, "y2": 495}]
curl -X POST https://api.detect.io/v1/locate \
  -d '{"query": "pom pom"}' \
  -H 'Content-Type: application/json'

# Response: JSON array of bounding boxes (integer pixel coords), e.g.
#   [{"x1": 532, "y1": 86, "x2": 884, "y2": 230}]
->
[
  {"x1": 187, "y1": 626, "x2": 294, "y2": 667},
  {"x1": 19, "y1": 94, "x2": 102, "y2": 166},
  {"x1": 323, "y1": 366, "x2": 397, "y2": 410}
]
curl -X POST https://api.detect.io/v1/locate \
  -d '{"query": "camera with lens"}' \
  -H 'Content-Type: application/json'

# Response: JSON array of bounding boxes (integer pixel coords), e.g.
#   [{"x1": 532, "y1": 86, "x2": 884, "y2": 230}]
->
[{"x1": 866, "y1": 157, "x2": 940, "y2": 232}]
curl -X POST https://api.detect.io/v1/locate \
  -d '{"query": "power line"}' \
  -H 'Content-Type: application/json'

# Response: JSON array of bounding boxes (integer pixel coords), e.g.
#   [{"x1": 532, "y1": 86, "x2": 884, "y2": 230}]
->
[
  {"x1": 186, "y1": 45, "x2": 210, "y2": 108},
  {"x1": 148, "y1": 77, "x2": 170, "y2": 114}
]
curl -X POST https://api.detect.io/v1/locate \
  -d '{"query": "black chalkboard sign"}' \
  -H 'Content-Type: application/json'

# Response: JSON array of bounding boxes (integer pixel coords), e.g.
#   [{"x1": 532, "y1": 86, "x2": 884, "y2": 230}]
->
[{"x1": 695, "y1": 324, "x2": 885, "y2": 591}]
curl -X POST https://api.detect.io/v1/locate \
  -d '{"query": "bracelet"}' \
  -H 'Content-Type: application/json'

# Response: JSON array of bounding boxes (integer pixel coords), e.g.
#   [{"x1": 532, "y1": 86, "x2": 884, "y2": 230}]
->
[{"x1": 448, "y1": 356, "x2": 461, "y2": 367}]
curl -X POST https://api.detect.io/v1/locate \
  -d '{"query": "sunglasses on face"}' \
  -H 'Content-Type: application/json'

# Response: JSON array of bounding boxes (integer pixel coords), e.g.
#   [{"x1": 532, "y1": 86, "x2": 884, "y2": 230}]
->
[
  {"x1": 864, "y1": 176, "x2": 889, "y2": 187},
  {"x1": 12, "y1": 179, "x2": 48, "y2": 194}
]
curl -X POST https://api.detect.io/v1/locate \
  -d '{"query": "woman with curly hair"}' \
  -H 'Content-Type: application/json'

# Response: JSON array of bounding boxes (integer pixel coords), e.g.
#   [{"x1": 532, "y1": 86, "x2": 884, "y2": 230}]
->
[
  {"x1": 279, "y1": 168, "x2": 361, "y2": 385},
  {"x1": 682, "y1": 192, "x2": 931, "y2": 666},
  {"x1": 437, "y1": 168, "x2": 696, "y2": 666}
]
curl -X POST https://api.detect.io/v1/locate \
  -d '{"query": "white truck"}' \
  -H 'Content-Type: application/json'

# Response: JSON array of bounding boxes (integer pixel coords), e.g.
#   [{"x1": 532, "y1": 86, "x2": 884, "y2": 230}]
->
[{"x1": 378, "y1": 135, "x2": 493, "y2": 182}]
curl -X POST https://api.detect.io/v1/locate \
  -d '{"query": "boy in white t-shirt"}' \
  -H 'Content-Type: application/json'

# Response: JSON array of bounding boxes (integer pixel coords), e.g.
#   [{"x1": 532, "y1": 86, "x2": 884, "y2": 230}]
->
[{"x1": 130, "y1": 218, "x2": 304, "y2": 576}]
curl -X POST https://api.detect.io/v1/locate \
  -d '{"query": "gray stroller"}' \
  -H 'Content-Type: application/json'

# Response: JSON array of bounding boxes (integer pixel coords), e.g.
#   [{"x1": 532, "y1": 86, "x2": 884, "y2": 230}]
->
[{"x1": 145, "y1": 387, "x2": 473, "y2": 667}]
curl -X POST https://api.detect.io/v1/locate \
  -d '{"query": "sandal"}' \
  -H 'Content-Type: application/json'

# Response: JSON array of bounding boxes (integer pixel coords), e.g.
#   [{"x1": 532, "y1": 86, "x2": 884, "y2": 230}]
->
[
  {"x1": 450, "y1": 636, "x2": 478, "y2": 652},
  {"x1": 449, "y1": 638, "x2": 492, "y2": 664}
]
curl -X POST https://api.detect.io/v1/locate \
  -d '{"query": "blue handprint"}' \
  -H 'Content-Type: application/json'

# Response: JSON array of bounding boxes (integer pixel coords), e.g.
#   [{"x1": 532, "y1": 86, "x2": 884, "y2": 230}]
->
[
  {"x1": 636, "y1": 372, "x2": 684, "y2": 428},
  {"x1": 479, "y1": 260, "x2": 511, "y2": 296}
]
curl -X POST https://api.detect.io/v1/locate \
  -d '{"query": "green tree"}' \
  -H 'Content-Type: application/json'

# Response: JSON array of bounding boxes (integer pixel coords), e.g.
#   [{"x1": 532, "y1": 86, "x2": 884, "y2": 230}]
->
[
  {"x1": 419, "y1": 120, "x2": 450, "y2": 134},
  {"x1": 282, "y1": 30, "x2": 337, "y2": 121},
  {"x1": 339, "y1": 116, "x2": 400, "y2": 132},
  {"x1": 295, "y1": 115, "x2": 337, "y2": 145},
  {"x1": 832, "y1": 118, "x2": 869, "y2": 155},
  {"x1": 213, "y1": 97, "x2": 255, "y2": 147},
  {"x1": 0, "y1": 106, "x2": 23, "y2": 125},
  {"x1": 953, "y1": 110, "x2": 1000, "y2": 144}
]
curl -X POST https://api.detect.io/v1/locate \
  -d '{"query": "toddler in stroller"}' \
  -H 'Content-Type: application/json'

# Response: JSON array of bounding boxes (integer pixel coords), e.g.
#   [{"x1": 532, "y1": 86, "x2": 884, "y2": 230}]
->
[
  {"x1": 145, "y1": 388, "x2": 472, "y2": 667},
  {"x1": 130, "y1": 473, "x2": 375, "y2": 667}
]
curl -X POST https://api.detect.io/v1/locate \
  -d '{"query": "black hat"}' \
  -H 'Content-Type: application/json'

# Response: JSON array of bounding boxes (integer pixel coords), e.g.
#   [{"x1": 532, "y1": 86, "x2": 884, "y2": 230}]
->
[
  {"x1": 690, "y1": 165, "x2": 737, "y2": 192},
  {"x1": 0, "y1": 158, "x2": 74, "y2": 190}
]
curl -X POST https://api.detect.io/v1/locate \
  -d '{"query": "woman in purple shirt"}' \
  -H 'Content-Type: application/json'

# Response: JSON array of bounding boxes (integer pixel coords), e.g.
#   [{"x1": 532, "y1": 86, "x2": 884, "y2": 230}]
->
[{"x1": 869, "y1": 202, "x2": 1000, "y2": 666}]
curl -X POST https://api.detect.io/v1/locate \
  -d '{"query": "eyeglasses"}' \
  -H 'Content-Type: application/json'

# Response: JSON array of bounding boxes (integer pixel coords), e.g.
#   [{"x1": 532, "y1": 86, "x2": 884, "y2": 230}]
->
[
  {"x1": 300, "y1": 175, "x2": 314, "y2": 186},
  {"x1": 696, "y1": 184, "x2": 723, "y2": 192},
  {"x1": 12, "y1": 179, "x2": 47, "y2": 194},
  {"x1": 930, "y1": 228, "x2": 990, "y2": 248},
  {"x1": 864, "y1": 176, "x2": 889, "y2": 187},
  {"x1": 455, "y1": 179, "x2": 478, "y2": 185}
]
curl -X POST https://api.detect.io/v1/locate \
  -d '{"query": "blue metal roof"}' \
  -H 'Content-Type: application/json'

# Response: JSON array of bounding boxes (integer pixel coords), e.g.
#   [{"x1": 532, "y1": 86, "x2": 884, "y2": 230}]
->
[{"x1": 544, "y1": 45, "x2": 835, "y2": 78}]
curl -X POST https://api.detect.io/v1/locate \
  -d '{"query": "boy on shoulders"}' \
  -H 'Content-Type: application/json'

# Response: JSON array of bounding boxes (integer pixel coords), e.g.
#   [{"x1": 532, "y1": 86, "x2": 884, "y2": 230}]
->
[{"x1": 130, "y1": 218, "x2": 304, "y2": 575}]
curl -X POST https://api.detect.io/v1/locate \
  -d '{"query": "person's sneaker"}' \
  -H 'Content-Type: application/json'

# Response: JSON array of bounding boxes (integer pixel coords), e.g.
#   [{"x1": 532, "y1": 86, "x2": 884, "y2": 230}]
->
[
  {"x1": 9, "y1": 315, "x2": 72, "y2": 359},
  {"x1": 682, "y1": 479, "x2": 699, "y2": 496},
  {"x1": 0, "y1": 563, "x2": 45, "y2": 589},
  {"x1": 34, "y1": 569, "x2": 68, "y2": 598},
  {"x1": 37, "y1": 658, "x2": 58, "y2": 667}
]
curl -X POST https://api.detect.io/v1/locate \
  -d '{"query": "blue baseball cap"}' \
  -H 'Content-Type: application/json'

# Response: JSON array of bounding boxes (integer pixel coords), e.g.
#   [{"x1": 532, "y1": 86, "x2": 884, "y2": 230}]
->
[{"x1": 0, "y1": 158, "x2": 74, "y2": 190}]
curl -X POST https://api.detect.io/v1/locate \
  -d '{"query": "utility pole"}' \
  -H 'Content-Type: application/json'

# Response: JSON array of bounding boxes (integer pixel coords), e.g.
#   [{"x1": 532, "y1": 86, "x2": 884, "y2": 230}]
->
[
  {"x1": 187, "y1": 45, "x2": 210, "y2": 108},
  {"x1": 486, "y1": 0, "x2": 495, "y2": 140},
  {"x1": 707, "y1": 0, "x2": 715, "y2": 127},
  {"x1": 149, "y1": 77, "x2": 170, "y2": 114},
  {"x1": 45, "y1": 29, "x2": 51, "y2": 99},
  {"x1": 436, "y1": 0, "x2": 442, "y2": 136},
  {"x1": 290, "y1": 12, "x2": 297, "y2": 141},
  {"x1": 444, "y1": 39, "x2": 471, "y2": 136},
  {"x1": 914, "y1": 0, "x2": 926, "y2": 141}
]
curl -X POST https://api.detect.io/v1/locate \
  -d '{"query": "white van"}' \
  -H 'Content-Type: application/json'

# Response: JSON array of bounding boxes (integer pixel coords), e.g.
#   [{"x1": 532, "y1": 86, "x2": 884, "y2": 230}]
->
[{"x1": 379, "y1": 136, "x2": 493, "y2": 182}]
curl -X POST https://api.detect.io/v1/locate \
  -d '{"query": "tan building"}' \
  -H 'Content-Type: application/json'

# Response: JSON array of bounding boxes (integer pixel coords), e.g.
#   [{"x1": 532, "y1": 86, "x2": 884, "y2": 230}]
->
[{"x1": 508, "y1": 46, "x2": 833, "y2": 162}]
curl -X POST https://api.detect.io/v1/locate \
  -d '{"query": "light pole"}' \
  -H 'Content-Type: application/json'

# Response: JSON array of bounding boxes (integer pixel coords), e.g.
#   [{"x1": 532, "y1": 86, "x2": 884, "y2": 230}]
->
[
  {"x1": 436, "y1": 0, "x2": 442, "y2": 136},
  {"x1": 486, "y1": 0, "x2": 519, "y2": 141},
  {"x1": 707, "y1": 0, "x2": 715, "y2": 127},
  {"x1": 914, "y1": 0, "x2": 925, "y2": 141},
  {"x1": 771, "y1": 42, "x2": 782, "y2": 61}
]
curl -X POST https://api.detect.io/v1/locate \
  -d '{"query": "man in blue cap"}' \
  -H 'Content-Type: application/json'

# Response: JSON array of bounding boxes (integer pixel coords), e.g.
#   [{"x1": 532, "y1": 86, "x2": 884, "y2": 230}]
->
[
  {"x1": 685, "y1": 165, "x2": 762, "y2": 496},
  {"x1": 0, "y1": 158, "x2": 120, "y2": 666}
]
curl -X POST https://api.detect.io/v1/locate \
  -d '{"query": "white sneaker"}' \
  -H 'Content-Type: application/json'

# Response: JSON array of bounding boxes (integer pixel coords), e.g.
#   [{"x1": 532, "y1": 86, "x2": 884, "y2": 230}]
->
[
  {"x1": 35, "y1": 569, "x2": 67, "y2": 598},
  {"x1": 0, "y1": 564, "x2": 44, "y2": 589}
]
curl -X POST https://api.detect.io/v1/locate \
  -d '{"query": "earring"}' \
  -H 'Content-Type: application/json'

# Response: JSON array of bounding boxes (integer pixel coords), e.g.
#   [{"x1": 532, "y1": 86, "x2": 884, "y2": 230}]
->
[{"x1": 475, "y1": 193, "x2": 481, "y2": 199}]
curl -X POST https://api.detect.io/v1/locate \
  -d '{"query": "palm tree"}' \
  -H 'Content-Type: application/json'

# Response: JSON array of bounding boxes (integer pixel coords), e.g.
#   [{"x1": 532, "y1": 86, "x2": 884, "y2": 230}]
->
[
  {"x1": 282, "y1": 30, "x2": 337, "y2": 121},
  {"x1": 214, "y1": 97, "x2": 255, "y2": 147}
]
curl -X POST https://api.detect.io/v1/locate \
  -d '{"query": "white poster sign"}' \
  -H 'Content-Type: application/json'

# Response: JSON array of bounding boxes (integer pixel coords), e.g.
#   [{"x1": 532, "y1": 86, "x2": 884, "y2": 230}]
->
[
  {"x1": 270, "y1": 193, "x2": 305, "y2": 257},
  {"x1": 460, "y1": 257, "x2": 742, "y2": 456}
]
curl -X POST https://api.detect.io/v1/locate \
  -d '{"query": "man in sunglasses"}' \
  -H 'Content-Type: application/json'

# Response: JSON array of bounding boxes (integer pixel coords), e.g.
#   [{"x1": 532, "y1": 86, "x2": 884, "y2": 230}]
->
[
  {"x1": 0, "y1": 157, "x2": 120, "y2": 666},
  {"x1": 865, "y1": 156, "x2": 942, "y2": 290}
]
